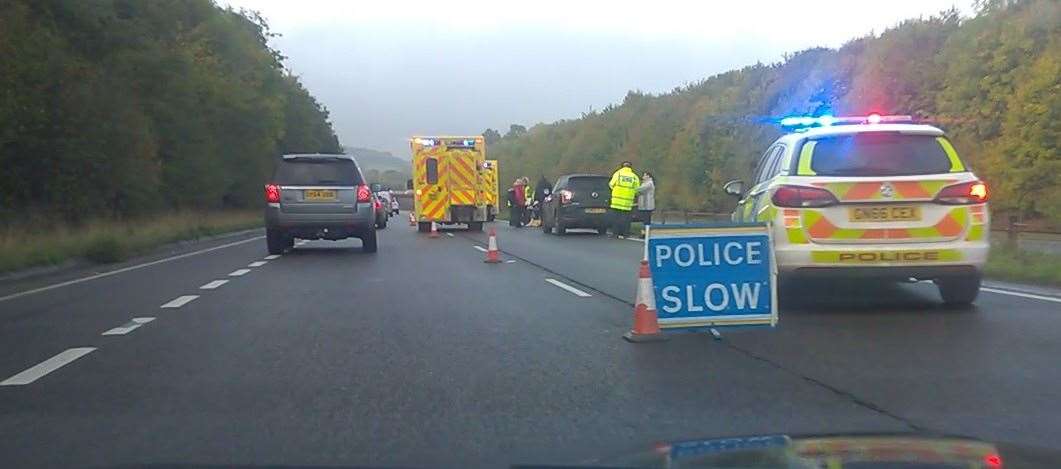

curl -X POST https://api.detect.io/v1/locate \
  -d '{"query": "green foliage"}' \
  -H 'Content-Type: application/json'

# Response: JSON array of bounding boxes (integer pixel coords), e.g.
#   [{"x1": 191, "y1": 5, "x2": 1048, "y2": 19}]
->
[
  {"x1": 986, "y1": 243, "x2": 1061, "y2": 286},
  {"x1": 490, "y1": 0, "x2": 1059, "y2": 220},
  {"x1": 482, "y1": 128, "x2": 502, "y2": 145},
  {"x1": 0, "y1": 0, "x2": 340, "y2": 225}
]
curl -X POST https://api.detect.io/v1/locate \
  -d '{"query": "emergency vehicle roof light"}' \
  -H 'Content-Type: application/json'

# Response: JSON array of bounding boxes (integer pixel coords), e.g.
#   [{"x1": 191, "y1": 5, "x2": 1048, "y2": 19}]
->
[
  {"x1": 778, "y1": 114, "x2": 914, "y2": 130},
  {"x1": 415, "y1": 138, "x2": 436, "y2": 146}
]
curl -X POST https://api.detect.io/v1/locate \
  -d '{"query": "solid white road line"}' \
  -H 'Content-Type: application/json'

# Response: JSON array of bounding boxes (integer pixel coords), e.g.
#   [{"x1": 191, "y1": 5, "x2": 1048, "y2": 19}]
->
[
  {"x1": 264, "y1": 255, "x2": 281, "y2": 260},
  {"x1": 1, "y1": 348, "x2": 96, "y2": 386},
  {"x1": 199, "y1": 280, "x2": 229, "y2": 290},
  {"x1": 445, "y1": 233, "x2": 455, "y2": 237},
  {"x1": 982, "y1": 287, "x2": 1061, "y2": 304},
  {"x1": 0, "y1": 235, "x2": 264, "y2": 303},
  {"x1": 248, "y1": 261, "x2": 267, "y2": 267},
  {"x1": 160, "y1": 295, "x2": 199, "y2": 308},
  {"x1": 545, "y1": 278, "x2": 592, "y2": 297},
  {"x1": 473, "y1": 246, "x2": 488, "y2": 253},
  {"x1": 228, "y1": 269, "x2": 251, "y2": 277},
  {"x1": 101, "y1": 317, "x2": 155, "y2": 336}
]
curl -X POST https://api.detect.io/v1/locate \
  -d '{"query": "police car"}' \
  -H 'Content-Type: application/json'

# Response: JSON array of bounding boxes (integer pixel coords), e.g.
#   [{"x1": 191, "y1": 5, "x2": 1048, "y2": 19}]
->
[{"x1": 723, "y1": 114, "x2": 989, "y2": 305}]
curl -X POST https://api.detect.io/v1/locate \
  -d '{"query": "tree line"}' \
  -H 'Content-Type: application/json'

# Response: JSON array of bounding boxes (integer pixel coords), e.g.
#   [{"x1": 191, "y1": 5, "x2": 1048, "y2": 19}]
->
[
  {"x1": 487, "y1": 0, "x2": 1059, "y2": 223},
  {"x1": 0, "y1": 0, "x2": 341, "y2": 225}
]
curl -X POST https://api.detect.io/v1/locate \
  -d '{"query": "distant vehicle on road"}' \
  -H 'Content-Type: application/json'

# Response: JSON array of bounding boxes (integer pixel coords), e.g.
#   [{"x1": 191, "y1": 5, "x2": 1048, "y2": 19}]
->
[
  {"x1": 374, "y1": 189, "x2": 396, "y2": 217},
  {"x1": 541, "y1": 174, "x2": 611, "y2": 235},
  {"x1": 410, "y1": 136, "x2": 488, "y2": 232},
  {"x1": 390, "y1": 197, "x2": 400, "y2": 215},
  {"x1": 723, "y1": 114, "x2": 989, "y2": 305},
  {"x1": 481, "y1": 159, "x2": 500, "y2": 221},
  {"x1": 373, "y1": 193, "x2": 389, "y2": 229},
  {"x1": 264, "y1": 154, "x2": 377, "y2": 254}
]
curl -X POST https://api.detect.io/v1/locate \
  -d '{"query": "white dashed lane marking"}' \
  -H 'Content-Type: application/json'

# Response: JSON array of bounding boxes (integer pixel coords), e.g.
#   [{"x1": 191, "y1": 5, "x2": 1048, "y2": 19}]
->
[
  {"x1": 199, "y1": 280, "x2": 229, "y2": 290},
  {"x1": 101, "y1": 317, "x2": 155, "y2": 336},
  {"x1": 248, "y1": 261, "x2": 267, "y2": 267},
  {"x1": 473, "y1": 246, "x2": 488, "y2": 253},
  {"x1": 982, "y1": 288, "x2": 1061, "y2": 304},
  {"x1": 0, "y1": 348, "x2": 96, "y2": 386},
  {"x1": 160, "y1": 295, "x2": 199, "y2": 308},
  {"x1": 264, "y1": 255, "x2": 281, "y2": 260},
  {"x1": 545, "y1": 278, "x2": 592, "y2": 297},
  {"x1": 0, "y1": 236, "x2": 264, "y2": 303},
  {"x1": 446, "y1": 233, "x2": 455, "y2": 237},
  {"x1": 228, "y1": 269, "x2": 251, "y2": 277}
]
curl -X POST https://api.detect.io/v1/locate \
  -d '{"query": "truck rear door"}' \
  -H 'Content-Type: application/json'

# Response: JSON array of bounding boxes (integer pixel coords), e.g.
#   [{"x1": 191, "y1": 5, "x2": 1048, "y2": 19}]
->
[{"x1": 445, "y1": 149, "x2": 479, "y2": 207}]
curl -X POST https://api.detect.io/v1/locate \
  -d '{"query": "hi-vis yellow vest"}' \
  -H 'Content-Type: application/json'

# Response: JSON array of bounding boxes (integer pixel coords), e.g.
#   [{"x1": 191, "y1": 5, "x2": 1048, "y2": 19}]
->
[{"x1": 609, "y1": 167, "x2": 640, "y2": 211}]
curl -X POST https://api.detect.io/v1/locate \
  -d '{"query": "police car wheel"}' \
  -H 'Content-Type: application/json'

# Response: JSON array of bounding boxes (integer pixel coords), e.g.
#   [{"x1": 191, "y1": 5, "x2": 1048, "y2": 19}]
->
[{"x1": 935, "y1": 274, "x2": 981, "y2": 306}]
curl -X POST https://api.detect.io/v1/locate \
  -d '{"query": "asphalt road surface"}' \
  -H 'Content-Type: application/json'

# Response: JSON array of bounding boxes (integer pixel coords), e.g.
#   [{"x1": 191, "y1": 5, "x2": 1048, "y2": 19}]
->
[{"x1": 2, "y1": 213, "x2": 1060, "y2": 468}]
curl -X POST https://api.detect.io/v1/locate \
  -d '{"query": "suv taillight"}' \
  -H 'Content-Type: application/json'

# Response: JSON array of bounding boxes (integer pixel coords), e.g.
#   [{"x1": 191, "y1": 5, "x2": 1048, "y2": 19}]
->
[
  {"x1": 357, "y1": 185, "x2": 372, "y2": 203},
  {"x1": 936, "y1": 180, "x2": 989, "y2": 205},
  {"x1": 771, "y1": 185, "x2": 838, "y2": 208},
  {"x1": 265, "y1": 184, "x2": 281, "y2": 203}
]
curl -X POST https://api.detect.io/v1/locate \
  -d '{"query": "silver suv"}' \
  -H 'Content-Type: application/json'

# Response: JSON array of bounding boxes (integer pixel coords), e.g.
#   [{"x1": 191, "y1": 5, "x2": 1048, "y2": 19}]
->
[{"x1": 264, "y1": 154, "x2": 377, "y2": 254}]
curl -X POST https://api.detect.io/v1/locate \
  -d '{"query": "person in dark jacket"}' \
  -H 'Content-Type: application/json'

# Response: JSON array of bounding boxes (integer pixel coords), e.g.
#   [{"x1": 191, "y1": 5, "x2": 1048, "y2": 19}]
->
[{"x1": 531, "y1": 175, "x2": 551, "y2": 225}]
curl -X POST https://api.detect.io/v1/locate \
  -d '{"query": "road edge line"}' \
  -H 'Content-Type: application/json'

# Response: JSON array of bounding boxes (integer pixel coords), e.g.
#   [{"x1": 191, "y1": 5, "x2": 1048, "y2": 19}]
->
[{"x1": 0, "y1": 236, "x2": 264, "y2": 303}]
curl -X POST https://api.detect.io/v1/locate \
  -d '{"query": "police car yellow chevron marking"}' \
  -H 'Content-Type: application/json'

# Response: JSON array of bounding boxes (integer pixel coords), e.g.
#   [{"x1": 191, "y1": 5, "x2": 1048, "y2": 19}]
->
[
  {"x1": 811, "y1": 180, "x2": 956, "y2": 202},
  {"x1": 801, "y1": 207, "x2": 970, "y2": 241}
]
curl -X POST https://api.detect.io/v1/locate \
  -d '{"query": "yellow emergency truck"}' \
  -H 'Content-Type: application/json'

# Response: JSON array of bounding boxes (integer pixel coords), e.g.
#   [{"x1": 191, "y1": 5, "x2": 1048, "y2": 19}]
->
[
  {"x1": 411, "y1": 136, "x2": 489, "y2": 232},
  {"x1": 481, "y1": 160, "x2": 500, "y2": 222}
]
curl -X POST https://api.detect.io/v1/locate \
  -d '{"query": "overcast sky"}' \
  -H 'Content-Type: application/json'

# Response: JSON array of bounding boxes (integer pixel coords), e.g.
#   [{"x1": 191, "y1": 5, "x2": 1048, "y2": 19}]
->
[{"x1": 222, "y1": 0, "x2": 973, "y2": 158}]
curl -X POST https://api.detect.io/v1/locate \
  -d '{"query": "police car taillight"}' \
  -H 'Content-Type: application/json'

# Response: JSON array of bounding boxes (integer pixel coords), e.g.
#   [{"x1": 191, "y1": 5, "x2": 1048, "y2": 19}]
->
[
  {"x1": 936, "y1": 180, "x2": 989, "y2": 205},
  {"x1": 772, "y1": 185, "x2": 838, "y2": 208}
]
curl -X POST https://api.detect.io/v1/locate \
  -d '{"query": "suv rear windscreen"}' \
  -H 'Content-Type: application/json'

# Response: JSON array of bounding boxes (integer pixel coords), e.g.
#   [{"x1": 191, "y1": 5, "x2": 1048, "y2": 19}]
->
[
  {"x1": 805, "y1": 133, "x2": 957, "y2": 176},
  {"x1": 275, "y1": 159, "x2": 362, "y2": 186},
  {"x1": 566, "y1": 176, "x2": 609, "y2": 192}
]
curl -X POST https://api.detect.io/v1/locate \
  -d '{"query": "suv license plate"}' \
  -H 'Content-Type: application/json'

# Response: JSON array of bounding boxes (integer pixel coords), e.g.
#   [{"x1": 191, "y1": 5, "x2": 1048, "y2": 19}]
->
[
  {"x1": 585, "y1": 208, "x2": 606, "y2": 214},
  {"x1": 304, "y1": 189, "x2": 337, "y2": 201},
  {"x1": 849, "y1": 206, "x2": 921, "y2": 222}
]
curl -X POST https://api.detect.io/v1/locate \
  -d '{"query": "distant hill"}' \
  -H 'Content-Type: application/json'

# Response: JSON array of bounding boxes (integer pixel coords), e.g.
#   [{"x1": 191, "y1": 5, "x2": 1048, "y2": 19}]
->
[{"x1": 347, "y1": 147, "x2": 409, "y2": 173}]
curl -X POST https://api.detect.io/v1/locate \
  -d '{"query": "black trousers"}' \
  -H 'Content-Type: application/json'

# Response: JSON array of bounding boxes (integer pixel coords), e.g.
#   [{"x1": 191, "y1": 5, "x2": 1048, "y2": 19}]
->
[
  {"x1": 509, "y1": 205, "x2": 523, "y2": 227},
  {"x1": 610, "y1": 208, "x2": 631, "y2": 236}
]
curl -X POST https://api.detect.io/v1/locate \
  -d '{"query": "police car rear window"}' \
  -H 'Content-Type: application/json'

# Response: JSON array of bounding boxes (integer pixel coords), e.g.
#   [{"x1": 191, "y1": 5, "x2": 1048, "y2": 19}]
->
[
  {"x1": 275, "y1": 159, "x2": 362, "y2": 186},
  {"x1": 803, "y1": 133, "x2": 955, "y2": 177}
]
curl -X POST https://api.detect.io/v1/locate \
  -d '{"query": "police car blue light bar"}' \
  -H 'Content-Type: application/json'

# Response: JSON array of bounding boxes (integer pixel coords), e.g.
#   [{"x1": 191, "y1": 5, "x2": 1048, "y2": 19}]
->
[{"x1": 778, "y1": 114, "x2": 913, "y2": 129}]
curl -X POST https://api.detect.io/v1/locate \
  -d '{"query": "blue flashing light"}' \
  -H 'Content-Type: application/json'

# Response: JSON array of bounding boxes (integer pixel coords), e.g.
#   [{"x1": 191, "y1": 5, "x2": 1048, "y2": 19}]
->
[{"x1": 463, "y1": 139, "x2": 476, "y2": 146}]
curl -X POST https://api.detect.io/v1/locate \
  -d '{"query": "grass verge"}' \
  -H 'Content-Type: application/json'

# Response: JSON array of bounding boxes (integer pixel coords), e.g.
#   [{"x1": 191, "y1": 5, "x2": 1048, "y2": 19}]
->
[
  {"x1": 0, "y1": 211, "x2": 262, "y2": 274},
  {"x1": 985, "y1": 243, "x2": 1061, "y2": 287}
]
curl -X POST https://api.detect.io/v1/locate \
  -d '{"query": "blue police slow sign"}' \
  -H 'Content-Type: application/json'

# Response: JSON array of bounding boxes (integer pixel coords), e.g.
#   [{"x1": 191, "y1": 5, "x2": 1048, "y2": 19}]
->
[{"x1": 647, "y1": 223, "x2": 777, "y2": 330}]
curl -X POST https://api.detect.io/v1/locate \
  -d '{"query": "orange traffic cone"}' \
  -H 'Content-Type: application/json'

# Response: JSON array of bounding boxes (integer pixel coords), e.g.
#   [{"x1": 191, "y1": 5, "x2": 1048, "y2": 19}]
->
[
  {"x1": 623, "y1": 260, "x2": 667, "y2": 342},
  {"x1": 429, "y1": 221, "x2": 440, "y2": 238},
  {"x1": 409, "y1": 212, "x2": 416, "y2": 226},
  {"x1": 484, "y1": 228, "x2": 501, "y2": 263}
]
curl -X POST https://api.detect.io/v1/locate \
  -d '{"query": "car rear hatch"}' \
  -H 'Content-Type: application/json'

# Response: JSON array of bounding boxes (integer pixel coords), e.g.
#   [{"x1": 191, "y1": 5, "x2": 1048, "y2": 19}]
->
[
  {"x1": 564, "y1": 176, "x2": 610, "y2": 212},
  {"x1": 275, "y1": 157, "x2": 362, "y2": 214},
  {"x1": 783, "y1": 132, "x2": 987, "y2": 245}
]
